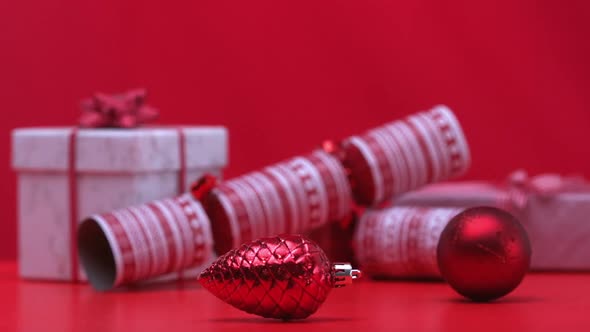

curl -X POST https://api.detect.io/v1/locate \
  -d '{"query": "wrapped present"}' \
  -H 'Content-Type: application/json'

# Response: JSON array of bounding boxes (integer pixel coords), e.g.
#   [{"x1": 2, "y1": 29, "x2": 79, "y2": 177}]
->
[
  {"x1": 354, "y1": 206, "x2": 462, "y2": 279},
  {"x1": 341, "y1": 105, "x2": 471, "y2": 206},
  {"x1": 394, "y1": 170, "x2": 590, "y2": 270},
  {"x1": 78, "y1": 193, "x2": 214, "y2": 290},
  {"x1": 11, "y1": 90, "x2": 228, "y2": 281},
  {"x1": 201, "y1": 150, "x2": 352, "y2": 254}
]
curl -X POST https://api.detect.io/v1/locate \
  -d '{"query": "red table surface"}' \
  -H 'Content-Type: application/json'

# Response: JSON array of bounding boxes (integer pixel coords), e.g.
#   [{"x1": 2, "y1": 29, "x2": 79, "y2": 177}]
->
[{"x1": 1, "y1": 261, "x2": 589, "y2": 332}]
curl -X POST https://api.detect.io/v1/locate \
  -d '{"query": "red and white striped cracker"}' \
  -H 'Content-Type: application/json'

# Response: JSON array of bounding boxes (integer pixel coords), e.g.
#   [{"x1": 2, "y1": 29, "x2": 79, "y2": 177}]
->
[
  {"x1": 383, "y1": 121, "x2": 427, "y2": 193},
  {"x1": 113, "y1": 209, "x2": 152, "y2": 282},
  {"x1": 245, "y1": 173, "x2": 287, "y2": 235},
  {"x1": 149, "y1": 199, "x2": 187, "y2": 273},
  {"x1": 343, "y1": 105, "x2": 470, "y2": 206},
  {"x1": 127, "y1": 205, "x2": 168, "y2": 278},
  {"x1": 239, "y1": 174, "x2": 283, "y2": 239},
  {"x1": 208, "y1": 165, "x2": 305, "y2": 255},
  {"x1": 385, "y1": 120, "x2": 426, "y2": 191},
  {"x1": 175, "y1": 194, "x2": 213, "y2": 267},
  {"x1": 359, "y1": 133, "x2": 396, "y2": 203},
  {"x1": 227, "y1": 178, "x2": 267, "y2": 241},
  {"x1": 205, "y1": 152, "x2": 353, "y2": 255},
  {"x1": 368, "y1": 130, "x2": 405, "y2": 197},
  {"x1": 344, "y1": 127, "x2": 420, "y2": 205},
  {"x1": 427, "y1": 105, "x2": 471, "y2": 176},
  {"x1": 262, "y1": 166, "x2": 301, "y2": 234},
  {"x1": 89, "y1": 212, "x2": 132, "y2": 286},
  {"x1": 308, "y1": 150, "x2": 353, "y2": 220},
  {"x1": 378, "y1": 123, "x2": 413, "y2": 193},
  {"x1": 272, "y1": 162, "x2": 310, "y2": 231},
  {"x1": 287, "y1": 156, "x2": 329, "y2": 229},
  {"x1": 162, "y1": 198, "x2": 194, "y2": 274},
  {"x1": 354, "y1": 209, "x2": 380, "y2": 265},
  {"x1": 354, "y1": 207, "x2": 462, "y2": 279},
  {"x1": 79, "y1": 194, "x2": 213, "y2": 290},
  {"x1": 401, "y1": 117, "x2": 438, "y2": 187},
  {"x1": 406, "y1": 112, "x2": 449, "y2": 183},
  {"x1": 137, "y1": 203, "x2": 175, "y2": 275},
  {"x1": 211, "y1": 184, "x2": 252, "y2": 251},
  {"x1": 345, "y1": 136, "x2": 385, "y2": 204},
  {"x1": 287, "y1": 151, "x2": 352, "y2": 225},
  {"x1": 410, "y1": 109, "x2": 465, "y2": 182}
]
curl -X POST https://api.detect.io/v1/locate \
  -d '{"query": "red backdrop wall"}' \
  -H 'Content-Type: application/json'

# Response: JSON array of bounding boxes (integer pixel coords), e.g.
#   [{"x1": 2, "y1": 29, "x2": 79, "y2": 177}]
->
[{"x1": 1, "y1": 1, "x2": 589, "y2": 260}]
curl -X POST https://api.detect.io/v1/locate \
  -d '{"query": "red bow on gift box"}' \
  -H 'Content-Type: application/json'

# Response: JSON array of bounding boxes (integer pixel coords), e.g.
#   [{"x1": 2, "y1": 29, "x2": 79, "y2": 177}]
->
[
  {"x1": 79, "y1": 89, "x2": 159, "y2": 128},
  {"x1": 69, "y1": 89, "x2": 162, "y2": 282},
  {"x1": 504, "y1": 169, "x2": 588, "y2": 210}
]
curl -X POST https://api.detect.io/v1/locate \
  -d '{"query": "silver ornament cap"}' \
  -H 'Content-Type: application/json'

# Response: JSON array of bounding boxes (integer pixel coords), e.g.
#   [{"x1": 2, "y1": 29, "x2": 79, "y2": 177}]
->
[{"x1": 333, "y1": 262, "x2": 362, "y2": 288}]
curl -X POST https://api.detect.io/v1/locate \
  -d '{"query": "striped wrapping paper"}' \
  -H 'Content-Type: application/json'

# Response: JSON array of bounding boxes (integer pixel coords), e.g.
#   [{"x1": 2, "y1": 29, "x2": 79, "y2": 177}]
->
[
  {"x1": 78, "y1": 193, "x2": 214, "y2": 290},
  {"x1": 354, "y1": 206, "x2": 463, "y2": 279},
  {"x1": 343, "y1": 105, "x2": 470, "y2": 206},
  {"x1": 204, "y1": 150, "x2": 353, "y2": 254}
]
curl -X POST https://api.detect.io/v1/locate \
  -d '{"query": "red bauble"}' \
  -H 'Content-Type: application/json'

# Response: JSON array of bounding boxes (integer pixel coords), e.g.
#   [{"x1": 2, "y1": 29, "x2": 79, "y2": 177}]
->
[
  {"x1": 198, "y1": 234, "x2": 361, "y2": 320},
  {"x1": 437, "y1": 206, "x2": 531, "y2": 301}
]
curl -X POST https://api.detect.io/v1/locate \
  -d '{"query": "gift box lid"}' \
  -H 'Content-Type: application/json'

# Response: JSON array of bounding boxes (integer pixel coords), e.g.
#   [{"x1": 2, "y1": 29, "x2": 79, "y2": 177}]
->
[{"x1": 12, "y1": 126, "x2": 228, "y2": 173}]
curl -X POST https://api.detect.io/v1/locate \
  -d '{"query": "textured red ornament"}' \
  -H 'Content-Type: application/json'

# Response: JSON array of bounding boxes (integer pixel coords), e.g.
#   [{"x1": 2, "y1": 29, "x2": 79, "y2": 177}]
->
[
  {"x1": 198, "y1": 234, "x2": 361, "y2": 320},
  {"x1": 437, "y1": 206, "x2": 532, "y2": 301}
]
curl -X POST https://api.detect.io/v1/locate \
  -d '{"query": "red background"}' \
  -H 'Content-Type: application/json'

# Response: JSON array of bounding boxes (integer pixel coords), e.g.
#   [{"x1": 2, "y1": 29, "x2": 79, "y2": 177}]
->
[{"x1": 1, "y1": 1, "x2": 589, "y2": 260}]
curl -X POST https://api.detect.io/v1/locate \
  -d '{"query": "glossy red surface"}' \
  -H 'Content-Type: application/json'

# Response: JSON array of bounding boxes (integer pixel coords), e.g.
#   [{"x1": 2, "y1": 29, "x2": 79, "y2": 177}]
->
[
  {"x1": 2, "y1": 261, "x2": 590, "y2": 332},
  {"x1": 199, "y1": 235, "x2": 335, "y2": 319},
  {"x1": 438, "y1": 207, "x2": 531, "y2": 301}
]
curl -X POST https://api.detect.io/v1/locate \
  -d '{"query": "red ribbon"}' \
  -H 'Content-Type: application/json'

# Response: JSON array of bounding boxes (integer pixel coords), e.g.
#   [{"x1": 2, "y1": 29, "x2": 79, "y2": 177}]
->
[
  {"x1": 190, "y1": 174, "x2": 218, "y2": 201},
  {"x1": 69, "y1": 90, "x2": 186, "y2": 282},
  {"x1": 79, "y1": 89, "x2": 159, "y2": 128},
  {"x1": 69, "y1": 129, "x2": 79, "y2": 282},
  {"x1": 504, "y1": 169, "x2": 588, "y2": 211}
]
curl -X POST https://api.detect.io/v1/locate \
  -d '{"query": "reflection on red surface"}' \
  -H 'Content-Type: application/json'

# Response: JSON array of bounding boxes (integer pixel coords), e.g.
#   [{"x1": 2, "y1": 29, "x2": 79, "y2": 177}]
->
[{"x1": 2, "y1": 262, "x2": 590, "y2": 331}]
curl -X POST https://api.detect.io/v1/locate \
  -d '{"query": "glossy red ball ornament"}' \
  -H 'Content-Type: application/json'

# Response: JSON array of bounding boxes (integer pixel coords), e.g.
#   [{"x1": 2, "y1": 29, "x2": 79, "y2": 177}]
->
[
  {"x1": 437, "y1": 206, "x2": 531, "y2": 301},
  {"x1": 198, "y1": 234, "x2": 361, "y2": 320}
]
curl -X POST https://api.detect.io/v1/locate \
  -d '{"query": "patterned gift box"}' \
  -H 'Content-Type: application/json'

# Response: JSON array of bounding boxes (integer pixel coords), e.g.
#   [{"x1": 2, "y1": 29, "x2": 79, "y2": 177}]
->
[
  {"x1": 12, "y1": 126, "x2": 228, "y2": 281},
  {"x1": 394, "y1": 170, "x2": 590, "y2": 270}
]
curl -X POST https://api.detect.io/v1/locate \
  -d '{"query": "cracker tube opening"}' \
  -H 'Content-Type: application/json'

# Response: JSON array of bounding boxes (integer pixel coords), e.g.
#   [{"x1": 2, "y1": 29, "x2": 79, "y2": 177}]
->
[
  {"x1": 76, "y1": 194, "x2": 215, "y2": 290},
  {"x1": 78, "y1": 217, "x2": 117, "y2": 291}
]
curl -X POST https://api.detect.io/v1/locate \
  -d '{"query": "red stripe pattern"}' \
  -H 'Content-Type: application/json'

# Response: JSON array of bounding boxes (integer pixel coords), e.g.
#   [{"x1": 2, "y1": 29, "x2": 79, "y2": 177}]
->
[
  {"x1": 354, "y1": 207, "x2": 462, "y2": 279},
  {"x1": 68, "y1": 129, "x2": 80, "y2": 281},
  {"x1": 89, "y1": 194, "x2": 213, "y2": 288},
  {"x1": 209, "y1": 150, "x2": 352, "y2": 253},
  {"x1": 343, "y1": 105, "x2": 471, "y2": 206}
]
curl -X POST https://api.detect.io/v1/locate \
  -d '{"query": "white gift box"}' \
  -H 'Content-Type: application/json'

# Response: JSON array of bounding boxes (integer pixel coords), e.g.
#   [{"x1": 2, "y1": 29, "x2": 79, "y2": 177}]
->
[{"x1": 12, "y1": 126, "x2": 228, "y2": 281}]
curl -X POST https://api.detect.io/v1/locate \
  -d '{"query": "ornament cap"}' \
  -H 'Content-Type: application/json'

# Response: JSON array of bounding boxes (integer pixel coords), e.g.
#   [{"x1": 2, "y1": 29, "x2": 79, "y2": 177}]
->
[{"x1": 333, "y1": 262, "x2": 362, "y2": 288}]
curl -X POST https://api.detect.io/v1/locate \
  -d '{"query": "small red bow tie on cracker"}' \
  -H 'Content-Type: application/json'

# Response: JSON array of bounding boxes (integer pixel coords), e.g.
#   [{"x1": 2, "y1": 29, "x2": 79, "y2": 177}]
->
[{"x1": 79, "y1": 89, "x2": 159, "y2": 128}]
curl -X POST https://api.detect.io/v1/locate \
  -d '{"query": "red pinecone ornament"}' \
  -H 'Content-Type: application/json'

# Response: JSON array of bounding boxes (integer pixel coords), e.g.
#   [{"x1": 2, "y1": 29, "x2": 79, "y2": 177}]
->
[{"x1": 198, "y1": 234, "x2": 361, "y2": 320}]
